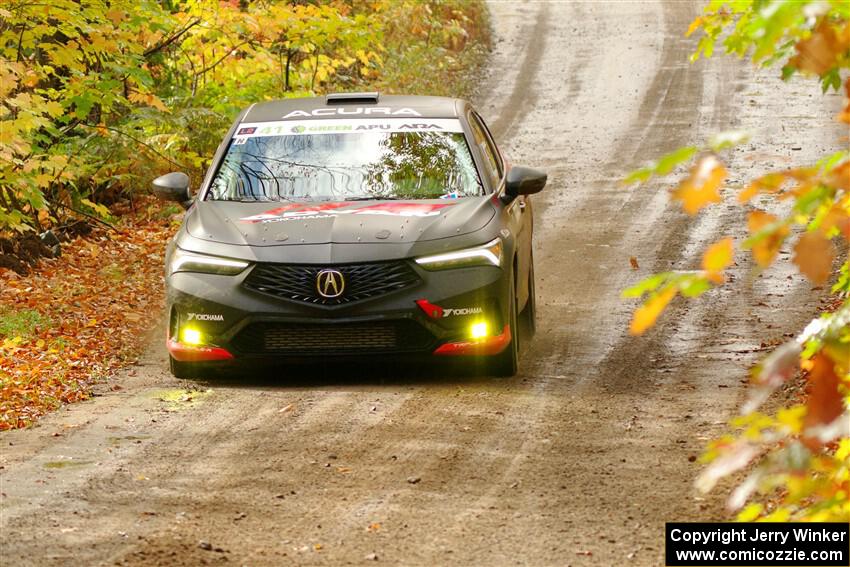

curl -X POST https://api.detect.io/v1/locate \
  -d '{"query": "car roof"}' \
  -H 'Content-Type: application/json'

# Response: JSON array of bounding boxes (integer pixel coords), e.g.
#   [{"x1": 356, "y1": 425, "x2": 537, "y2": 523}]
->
[{"x1": 242, "y1": 93, "x2": 464, "y2": 123}]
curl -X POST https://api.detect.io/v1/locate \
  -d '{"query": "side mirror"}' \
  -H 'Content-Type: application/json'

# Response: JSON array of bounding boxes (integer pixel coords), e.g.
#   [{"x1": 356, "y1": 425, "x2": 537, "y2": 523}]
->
[
  {"x1": 152, "y1": 172, "x2": 191, "y2": 208},
  {"x1": 505, "y1": 166, "x2": 547, "y2": 198}
]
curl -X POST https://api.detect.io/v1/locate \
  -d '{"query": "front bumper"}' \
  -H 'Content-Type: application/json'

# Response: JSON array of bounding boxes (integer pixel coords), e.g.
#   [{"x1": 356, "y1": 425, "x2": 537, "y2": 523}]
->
[{"x1": 165, "y1": 260, "x2": 510, "y2": 363}]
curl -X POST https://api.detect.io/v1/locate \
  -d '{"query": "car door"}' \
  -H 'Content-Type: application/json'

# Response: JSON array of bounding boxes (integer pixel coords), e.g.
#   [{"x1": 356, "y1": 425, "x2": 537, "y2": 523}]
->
[{"x1": 468, "y1": 110, "x2": 532, "y2": 309}]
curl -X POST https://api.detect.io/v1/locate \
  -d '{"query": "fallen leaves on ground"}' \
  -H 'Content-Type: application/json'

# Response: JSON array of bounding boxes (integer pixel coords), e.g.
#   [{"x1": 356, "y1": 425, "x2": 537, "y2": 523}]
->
[{"x1": 0, "y1": 197, "x2": 176, "y2": 430}]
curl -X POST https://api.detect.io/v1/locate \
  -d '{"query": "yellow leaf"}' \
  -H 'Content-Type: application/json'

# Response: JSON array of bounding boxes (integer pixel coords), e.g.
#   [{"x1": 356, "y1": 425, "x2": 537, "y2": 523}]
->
[
  {"x1": 736, "y1": 503, "x2": 762, "y2": 522},
  {"x1": 760, "y1": 508, "x2": 790, "y2": 522},
  {"x1": 671, "y1": 156, "x2": 726, "y2": 215},
  {"x1": 356, "y1": 49, "x2": 370, "y2": 66},
  {"x1": 629, "y1": 286, "x2": 676, "y2": 335},
  {"x1": 793, "y1": 231, "x2": 834, "y2": 284},
  {"x1": 44, "y1": 100, "x2": 64, "y2": 118},
  {"x1": 776, "y1": 406, "x2": 806, "y2": 434},
  {"x1": 836, "y1": 439, "x2": 850, "y2": 462},
  {"x1": 701, "y1": 237, "x2": 734, "y2": 282}
]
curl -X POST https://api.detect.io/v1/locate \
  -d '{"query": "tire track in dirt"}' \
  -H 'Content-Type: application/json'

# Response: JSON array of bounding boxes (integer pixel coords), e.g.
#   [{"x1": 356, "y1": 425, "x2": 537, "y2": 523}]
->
[{"x1": 487, "y1": 1, "x2": 550, "y2": 141}]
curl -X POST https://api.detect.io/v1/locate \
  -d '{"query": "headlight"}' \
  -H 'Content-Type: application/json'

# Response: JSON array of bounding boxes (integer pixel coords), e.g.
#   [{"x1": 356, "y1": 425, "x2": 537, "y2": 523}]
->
[
  {"x1": 169, "y1": 247, "x2": 250, "y2": 276},
  {"x1": 414, "y1": 237, "x2": 503, "y2": 270}
]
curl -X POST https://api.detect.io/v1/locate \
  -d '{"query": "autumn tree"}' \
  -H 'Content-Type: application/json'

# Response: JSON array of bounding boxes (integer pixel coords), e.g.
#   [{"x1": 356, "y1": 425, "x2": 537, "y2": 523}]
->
[
  {"x1": 0, "y1": 0, "x2": 481, "y2": 237},
  {"x1": 625, "y1": 0, "x2": 849, "y2": 521}
]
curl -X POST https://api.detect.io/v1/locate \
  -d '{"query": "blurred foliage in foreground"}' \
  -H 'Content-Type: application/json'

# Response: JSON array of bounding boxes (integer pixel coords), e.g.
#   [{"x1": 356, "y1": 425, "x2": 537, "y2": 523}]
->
[
  {"x1": 0, "y1": 0, "x2": 488, "y2": 233},
  {"x1": 625, "y1": 0, "x2": 849, "y2": 522}
]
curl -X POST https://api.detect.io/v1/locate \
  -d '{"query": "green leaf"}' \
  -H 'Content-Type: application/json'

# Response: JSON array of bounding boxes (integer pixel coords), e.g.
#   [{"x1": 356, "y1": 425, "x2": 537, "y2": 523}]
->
[
  {"x1": 679, "y1": 276, "x2": 712, "y2": 298},
  {"x1": 623, "y1": 147, "x2": 698, "y2": 185},
  {"x1": 655, "y1": 146, "x2": 699, "y2": 175},
  {"x1": 622, "y1": 272, "x2": 676, "y2": 299},
  {"x1": 709, "y1": 130, "x2": 750, "y2": 152}
]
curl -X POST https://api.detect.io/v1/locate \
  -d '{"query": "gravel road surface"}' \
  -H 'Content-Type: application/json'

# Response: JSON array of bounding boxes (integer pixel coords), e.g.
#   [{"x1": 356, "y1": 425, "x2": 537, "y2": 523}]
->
[{"x1": 1, "y1": 2, "x2": 844, "y2": 566}]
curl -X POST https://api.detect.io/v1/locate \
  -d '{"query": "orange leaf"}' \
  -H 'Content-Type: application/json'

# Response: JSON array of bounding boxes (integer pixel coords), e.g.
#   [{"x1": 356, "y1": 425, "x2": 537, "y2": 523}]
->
[
  {"x1": 145, "y1": 94, "x2": 168, "y2": 113},
  {"x1": 793, "y1": 231, "x2": 834, "y2": 284},
  {"x1": 803, "y1": 353, "x2": 844, "y2": 431},
  {"x1": 685, "y1": 16, "x2": 703, "y2": 38},
  {"x1": 738, "y1": 172, "x2": 786, "y2": 203},
  {"x1": 105, "y1": 9, "x2": 125, "y2": 24},
  {"x1": 671, "y1": 156, "x2": 726, "y2": 215},
  {"x1": 747, "y1": 211, "x2": 788, "y2": 267},
  {"x1": 702, "y1": 237, "x2": 734, "y2": 281},
  {"x1": 790, "y1": 20, "x2": 849, "y2": 76},
  {"x1": 629, "y1": 286, "x2": 676, "y2": 336},
  {"x1": 825, "y1": 160, "x2": 850, "y2": 192}
]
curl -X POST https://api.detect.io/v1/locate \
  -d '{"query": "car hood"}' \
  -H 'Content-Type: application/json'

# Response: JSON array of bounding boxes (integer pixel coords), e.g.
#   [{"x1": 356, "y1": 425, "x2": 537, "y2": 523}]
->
[{"x1": 185, "y1": 197, "x2": 497, "y2": 247}]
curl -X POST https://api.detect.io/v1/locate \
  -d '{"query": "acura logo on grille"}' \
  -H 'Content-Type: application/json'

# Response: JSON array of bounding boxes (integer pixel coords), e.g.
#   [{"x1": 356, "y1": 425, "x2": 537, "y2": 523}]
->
[{"x1": 316, "y1": 269, "x2": 345, "y2": 298}]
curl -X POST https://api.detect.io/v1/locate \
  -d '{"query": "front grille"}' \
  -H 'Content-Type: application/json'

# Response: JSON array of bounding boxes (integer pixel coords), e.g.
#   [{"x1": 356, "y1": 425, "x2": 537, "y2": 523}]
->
[
  {"x1": 231, "y1": 320, "x2": 434, "y2": 355},
  {"x1": 243, "y1": 261, "x2": 420, "y2": 306}
]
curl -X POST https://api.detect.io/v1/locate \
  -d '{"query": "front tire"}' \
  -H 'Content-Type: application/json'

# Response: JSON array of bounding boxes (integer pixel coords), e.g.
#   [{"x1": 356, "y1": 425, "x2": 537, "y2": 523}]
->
[
  {"x1": 169, "y1": 356, "x2": 199, "y2": 379},
  {"x1": 519, "y1": 257, "x2": 536, "y2": 340},
  {"x1": 489, "y1": 270, "x2": 519, "y2": 377}
]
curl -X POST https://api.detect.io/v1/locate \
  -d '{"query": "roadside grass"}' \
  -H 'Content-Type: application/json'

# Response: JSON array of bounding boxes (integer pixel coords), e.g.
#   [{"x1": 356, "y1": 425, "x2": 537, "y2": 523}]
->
[{"x1": 0, "y1": 308, "x2": 50, "y2": 340}]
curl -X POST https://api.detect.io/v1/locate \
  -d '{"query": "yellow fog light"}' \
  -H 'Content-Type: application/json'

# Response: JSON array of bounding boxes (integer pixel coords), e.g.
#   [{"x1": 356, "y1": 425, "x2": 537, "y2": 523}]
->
[
  {"x1": 470, "y1": 322, "x2": 489, "y2": 340},
  {"x1": 181, "y1": 327, "x2": 203, "y2": 345}
]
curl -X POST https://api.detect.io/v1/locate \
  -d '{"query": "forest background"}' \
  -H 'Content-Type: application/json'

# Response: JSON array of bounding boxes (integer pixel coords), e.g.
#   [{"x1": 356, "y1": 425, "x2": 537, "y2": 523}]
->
[{"x1": 0, "y1": 0, "x2": 489, "y2": 427}]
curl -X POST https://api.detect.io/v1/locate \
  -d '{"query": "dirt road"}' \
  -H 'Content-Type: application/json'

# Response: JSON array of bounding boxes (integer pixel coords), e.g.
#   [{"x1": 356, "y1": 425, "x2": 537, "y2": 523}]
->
[{"x1": 1, "y1": 2, "x2": 844, "y2": 566}]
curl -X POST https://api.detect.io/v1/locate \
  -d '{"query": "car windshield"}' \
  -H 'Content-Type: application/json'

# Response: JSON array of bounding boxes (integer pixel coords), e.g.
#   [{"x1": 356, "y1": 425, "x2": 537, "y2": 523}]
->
[{"x1": 206, "y1": 118, "x2": 484, "y2": 202}]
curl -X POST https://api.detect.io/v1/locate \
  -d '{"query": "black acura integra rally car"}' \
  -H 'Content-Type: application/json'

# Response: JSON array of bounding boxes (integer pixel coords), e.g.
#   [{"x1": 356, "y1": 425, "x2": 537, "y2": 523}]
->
[{"x1": 153, "y1": 93, "x2": 546, "y2": 378}]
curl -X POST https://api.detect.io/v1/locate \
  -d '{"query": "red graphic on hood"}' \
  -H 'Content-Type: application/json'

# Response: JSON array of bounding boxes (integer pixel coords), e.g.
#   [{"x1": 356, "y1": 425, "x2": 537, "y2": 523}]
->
[
  {"x1": 240, "y1": 202, "x2": 350, "y2": 223},
  {"x1": 240, "y1": 201, "x2": 456, "y2": 223},
  {"x1": 354, "y1": 202, "x2": 454, "y2": 216}
]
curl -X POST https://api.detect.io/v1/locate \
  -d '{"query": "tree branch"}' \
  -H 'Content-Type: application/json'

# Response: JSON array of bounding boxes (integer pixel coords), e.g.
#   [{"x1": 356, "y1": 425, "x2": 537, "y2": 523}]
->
[
  {"x1": 80, "y1": 124, "x2": 190, "y2": 171},
  {"x1": 195, "y1": 40, "x2": 252, "y2": 77},
  {"x1": 143, "y1": 19, "x2": 201, "y2": 57}
]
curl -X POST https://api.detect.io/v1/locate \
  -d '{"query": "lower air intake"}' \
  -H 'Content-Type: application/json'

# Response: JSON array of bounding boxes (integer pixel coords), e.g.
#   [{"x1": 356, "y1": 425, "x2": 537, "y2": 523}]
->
[{"x1": 231, "y1": 320, "x2": 434, "y2": 355}]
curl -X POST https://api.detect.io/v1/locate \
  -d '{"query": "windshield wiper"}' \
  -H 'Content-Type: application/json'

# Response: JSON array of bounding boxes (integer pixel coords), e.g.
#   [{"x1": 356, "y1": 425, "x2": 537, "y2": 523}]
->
[{"x1": 344, "y1": 196, "x2": 403, "y2": 201}]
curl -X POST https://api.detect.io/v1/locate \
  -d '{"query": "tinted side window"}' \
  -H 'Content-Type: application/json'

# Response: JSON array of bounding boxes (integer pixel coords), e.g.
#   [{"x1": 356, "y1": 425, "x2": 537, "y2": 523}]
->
[
  {"x1": 468, "y1": 113, "x2": 502, "y2": 187},
  {"x1": 474, "y1": 112, "x2": 504, "y2": 178}
]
